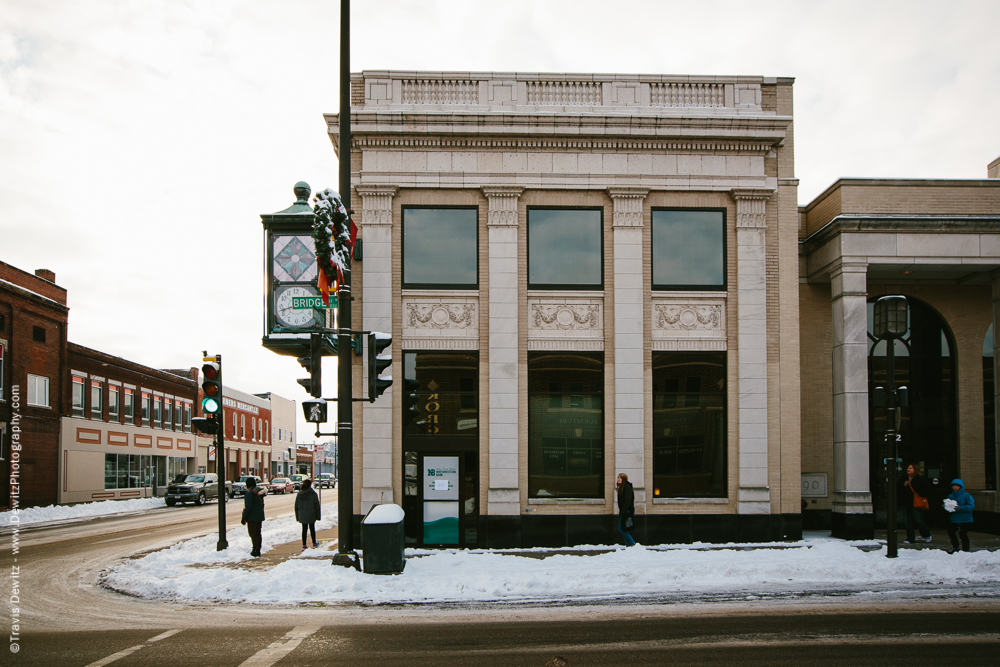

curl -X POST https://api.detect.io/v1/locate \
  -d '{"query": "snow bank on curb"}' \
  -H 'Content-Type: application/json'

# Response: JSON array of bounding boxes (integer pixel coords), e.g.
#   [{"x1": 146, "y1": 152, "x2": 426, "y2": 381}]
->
[
  {"x1": 0, "y1": 496, "x2": 168, "y2": 526},
  {"x1": 104, "y1": 530, "x2": 1000, "y2": 605}
]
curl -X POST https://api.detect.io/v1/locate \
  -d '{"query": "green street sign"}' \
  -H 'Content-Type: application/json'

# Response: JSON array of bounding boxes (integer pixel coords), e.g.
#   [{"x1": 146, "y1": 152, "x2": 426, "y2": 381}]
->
[{"x1": 292, "y1": 295, "x2": 338, "y2": 309}]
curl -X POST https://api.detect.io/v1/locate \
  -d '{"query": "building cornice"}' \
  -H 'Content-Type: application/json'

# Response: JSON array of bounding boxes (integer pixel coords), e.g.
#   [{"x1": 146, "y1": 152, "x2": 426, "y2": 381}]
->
[{"x1": 800, "y1": 215, "x2": 1000, "y2": 254}]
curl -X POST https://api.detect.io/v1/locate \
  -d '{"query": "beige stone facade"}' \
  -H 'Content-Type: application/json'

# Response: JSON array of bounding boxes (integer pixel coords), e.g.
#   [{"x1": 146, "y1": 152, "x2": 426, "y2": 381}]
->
[
  {"x1": 319, "y1": 71, "x2": 999, "y2": 546},
  {"x1": 326, "y1": 71, "x2": 802, "y2": 547}
]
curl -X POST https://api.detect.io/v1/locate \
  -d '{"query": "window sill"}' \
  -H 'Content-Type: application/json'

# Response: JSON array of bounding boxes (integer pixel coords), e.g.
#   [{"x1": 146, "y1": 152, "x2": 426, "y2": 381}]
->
[
  {"x1": 528, "y1": 498, "x2": 605, "y2": 505},
  {"x1": 652, "y1": 497, "x2": 729, "y2": 505}
]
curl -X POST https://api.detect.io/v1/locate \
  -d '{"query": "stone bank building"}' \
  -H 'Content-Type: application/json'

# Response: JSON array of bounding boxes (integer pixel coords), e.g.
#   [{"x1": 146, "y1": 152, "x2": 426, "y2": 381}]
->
[{"x1": 316, "y1": 70, "x2": 1000, "y2": 548}]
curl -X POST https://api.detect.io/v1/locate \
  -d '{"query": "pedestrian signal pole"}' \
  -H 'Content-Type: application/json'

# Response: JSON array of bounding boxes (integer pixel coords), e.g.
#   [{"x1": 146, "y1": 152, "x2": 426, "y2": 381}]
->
[{"x1": 197, "y1": 355, "x2": 227, "y2": 551}]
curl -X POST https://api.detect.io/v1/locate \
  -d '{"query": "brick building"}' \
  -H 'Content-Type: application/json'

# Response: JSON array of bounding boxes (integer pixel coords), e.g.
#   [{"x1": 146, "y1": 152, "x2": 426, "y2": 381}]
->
[
  {"x1": 60, "y1": 344, "x2": 198, "y2": 503},
  {"x1": 0, "y1": 262, "x2": 69, "y2": 509},
  {"x1": 197, "y1": 388, "x2": 272, "y2": 482}
]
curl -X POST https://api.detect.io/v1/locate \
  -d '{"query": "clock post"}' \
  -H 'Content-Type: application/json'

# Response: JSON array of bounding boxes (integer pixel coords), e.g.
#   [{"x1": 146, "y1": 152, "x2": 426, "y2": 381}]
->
[{"x1": 260, "y1": 182, "x2": 332, "y2": 358}]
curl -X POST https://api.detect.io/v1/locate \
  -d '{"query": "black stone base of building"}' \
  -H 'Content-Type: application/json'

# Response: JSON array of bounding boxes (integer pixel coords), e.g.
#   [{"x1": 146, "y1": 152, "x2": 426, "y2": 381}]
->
[
  {"x1": 478, "y1": 513, "x2": 803, "y2": 549},
  {"x1": 972, "y1": 510, "x2": 1000, "y2": 536},
  {"x1": 830, "y1": 511, "x2": 875, "y2": 540}
]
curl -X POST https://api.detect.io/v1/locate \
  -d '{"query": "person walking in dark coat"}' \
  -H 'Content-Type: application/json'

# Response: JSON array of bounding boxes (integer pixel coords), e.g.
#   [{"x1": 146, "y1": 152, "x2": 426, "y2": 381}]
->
[
  {"x1": 899, "y1": 462, "x2": 933, "y2": 544},
  {"x1": 295, "y1": 478, "x2": 322, "y2": 549},
  {"x1": 944, "y1": 478, "x2": 975, "y2": 553},
  {"x1": 240, "y1": 477, "x2": 265, "y2": 557},
  {"x1": 616, "y1": 472, "x2": 636, "y2": 547}
]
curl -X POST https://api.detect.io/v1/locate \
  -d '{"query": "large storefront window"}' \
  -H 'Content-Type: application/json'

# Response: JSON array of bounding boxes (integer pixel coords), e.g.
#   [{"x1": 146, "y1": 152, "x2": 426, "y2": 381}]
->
[
  {"x1": 402, "y1": 352, "x2": 479, "y2": 437},
  {"x1": 528, "y1": 209, "x2": 603, "y2": 289},
  {"x1": 528, "y1": 352, "x2": 603, "y2": 498},
  {"x1": 652, "y1": 352, "x2": 727, "y2": 498},
  {"x1": 402, "y1": 207, "x2": 478, "y2": 289}
]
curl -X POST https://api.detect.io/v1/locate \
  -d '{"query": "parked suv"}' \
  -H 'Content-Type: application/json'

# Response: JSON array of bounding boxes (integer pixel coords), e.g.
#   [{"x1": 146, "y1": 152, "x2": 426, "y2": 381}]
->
[
  {"x1": 288, "y1": 474, "x2": 306, "y2": 490},
  {"x1": 232, "y1": 475, "x2": 268, "y2": 497},
  {"x1": 318, "y1": 473, "x2": 336, "y2": 489},
  {"x1": 165, "y1": 474, "x2": 230, "y2": 506}
]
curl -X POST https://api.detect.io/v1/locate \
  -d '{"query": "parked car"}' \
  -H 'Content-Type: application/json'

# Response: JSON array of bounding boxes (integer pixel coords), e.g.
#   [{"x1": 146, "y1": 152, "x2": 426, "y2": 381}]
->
[
  {"x1": 232, "y1": 475, "x2": 268, "y2": 497},
  {"x1": 288, "y1": 474, "x2": 306, "y2": 490},
  {"x1": 165, "y1": 473, "x2": 231, "y2": 506},
  {"x1": 268, "y1": 478, "x2": 295, "y2": 494},
  {"x1": 318, "y1": 473, "x2": 336, "y2": 489}
]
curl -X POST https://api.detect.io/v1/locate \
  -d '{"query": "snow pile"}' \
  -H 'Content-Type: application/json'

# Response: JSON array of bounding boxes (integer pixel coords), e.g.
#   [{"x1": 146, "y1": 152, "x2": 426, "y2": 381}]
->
[
  {"x1": 0, "y1": 496, "x2": 168, "y2": 526},
  {"x1": 104, "y1": 530, "x2": 1000, "y2": 605}
]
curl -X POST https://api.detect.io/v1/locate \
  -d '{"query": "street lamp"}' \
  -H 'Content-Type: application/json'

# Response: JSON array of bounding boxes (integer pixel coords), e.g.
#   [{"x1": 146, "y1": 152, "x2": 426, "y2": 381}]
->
[{"x1": 873, "y1": 295, "x2": 908, "y2": 558}]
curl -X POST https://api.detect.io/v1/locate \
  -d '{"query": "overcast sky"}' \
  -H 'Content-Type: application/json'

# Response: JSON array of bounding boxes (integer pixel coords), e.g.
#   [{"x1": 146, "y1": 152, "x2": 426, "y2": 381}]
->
[{"x1": 2, "y1": 0, "x2": 998, "y2": 443}]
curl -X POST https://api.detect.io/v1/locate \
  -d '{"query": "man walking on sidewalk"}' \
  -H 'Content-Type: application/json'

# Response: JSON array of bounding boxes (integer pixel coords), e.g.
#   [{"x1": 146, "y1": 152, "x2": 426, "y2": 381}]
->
[{"x1": 241, "y1": 477, "x2": 265, "y2": 557}]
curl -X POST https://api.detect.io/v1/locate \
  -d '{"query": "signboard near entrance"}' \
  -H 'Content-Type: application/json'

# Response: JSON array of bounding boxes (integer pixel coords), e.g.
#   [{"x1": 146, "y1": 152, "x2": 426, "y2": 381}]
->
[{"x1": 423, "y1": 456, "x2": 459, "y2": 545}]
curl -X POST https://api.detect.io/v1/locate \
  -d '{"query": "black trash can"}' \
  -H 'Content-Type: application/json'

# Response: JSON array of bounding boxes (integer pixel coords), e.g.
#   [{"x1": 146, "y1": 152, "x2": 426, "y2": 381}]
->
[{"x1": 361, "y1": 503, "x2": 405, "y2": 574}]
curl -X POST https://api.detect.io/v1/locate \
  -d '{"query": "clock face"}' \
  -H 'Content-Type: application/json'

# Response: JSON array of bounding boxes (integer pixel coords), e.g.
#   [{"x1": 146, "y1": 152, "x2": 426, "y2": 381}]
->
[{"x1": 274, "y1": 284, "x2": 319, "y2": 329}]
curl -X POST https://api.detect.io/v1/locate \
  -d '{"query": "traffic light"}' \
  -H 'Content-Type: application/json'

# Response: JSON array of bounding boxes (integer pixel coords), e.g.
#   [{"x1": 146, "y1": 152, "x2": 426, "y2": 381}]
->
[
  {"x1": 191, "y1": 417, "x2": 219, "y2": 435},
  {"x1": 402, "y1": 378, "x2": 421, "y2": 428},
  {"x1": 368, "y1": 332, "x2": 392, "y2": 402},
  {"x1": 201, "y1": 358, "x2": 222, "y2": 415},
  {"x1": 296, "y1": 334, "x2": 322, "y2": 398}
]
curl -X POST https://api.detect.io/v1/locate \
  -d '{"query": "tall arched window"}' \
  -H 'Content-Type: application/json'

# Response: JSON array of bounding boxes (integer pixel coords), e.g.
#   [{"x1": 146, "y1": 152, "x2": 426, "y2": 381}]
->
[
  {"x1": 984, "y1": 324, "x2": 997, "y2": 490},
  {"x1": 867, "y1": 297, "x2": 957, "y2": 523}
]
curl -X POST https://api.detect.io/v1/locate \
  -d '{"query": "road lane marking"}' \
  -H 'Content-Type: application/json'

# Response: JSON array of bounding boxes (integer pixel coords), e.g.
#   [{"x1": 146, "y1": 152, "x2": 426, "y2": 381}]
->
[
  {"x1": 82, "y1": 629, "x2": 182, "y2": 667},
  {"x1": 237, "y1": 626, "x2": 322, "y2": 667}
]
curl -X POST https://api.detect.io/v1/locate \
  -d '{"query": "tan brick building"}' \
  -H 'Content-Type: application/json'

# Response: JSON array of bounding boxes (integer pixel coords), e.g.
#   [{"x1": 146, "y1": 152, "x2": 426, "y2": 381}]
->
[{"x1": 307, "y1": 70, "x2": 999, "y2": 548}]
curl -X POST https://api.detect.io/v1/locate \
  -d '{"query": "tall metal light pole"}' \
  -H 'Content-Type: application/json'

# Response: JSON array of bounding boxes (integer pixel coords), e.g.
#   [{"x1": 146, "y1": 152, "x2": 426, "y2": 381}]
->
[
  {"x1": 335, "y1": 0, "x2": 354, "y2": 558},
  {"x1": 874, "y1": 295, "x2": 908, "y2": 559}
]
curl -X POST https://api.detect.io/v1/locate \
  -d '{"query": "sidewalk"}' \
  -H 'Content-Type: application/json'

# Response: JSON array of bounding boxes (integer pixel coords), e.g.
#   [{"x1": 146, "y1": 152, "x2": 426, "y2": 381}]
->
[{"x1": 249, "y1": 527, "x2": 1000, "y2": 568}]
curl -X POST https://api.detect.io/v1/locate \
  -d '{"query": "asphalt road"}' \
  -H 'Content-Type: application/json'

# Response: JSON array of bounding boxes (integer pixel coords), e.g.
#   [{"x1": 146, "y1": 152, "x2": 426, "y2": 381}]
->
[{"x1": 3, "y1": 496, "x2": 1000, "y2": 666}]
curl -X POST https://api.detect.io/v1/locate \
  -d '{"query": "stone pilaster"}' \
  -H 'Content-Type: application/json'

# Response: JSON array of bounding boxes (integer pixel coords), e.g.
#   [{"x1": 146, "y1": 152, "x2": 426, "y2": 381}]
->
[
  {"x1": 732, "y1": 189, "x2": 771, "y2": 514},
  {"x1": 483, "y1": 186, "x2": 523, "y2": 515},
  {"x1": 992, "y1": 270, "x2": 1000, "y2": 492},
  {"x1": 608, "y1": 188, "x2": 648, "y2": 507},
  {"x1": 829, "y1": 259, "x2": 873, "y2": 538},
  {"x1": 356, "y1": 185, "x2": 397, "y2": 514}
]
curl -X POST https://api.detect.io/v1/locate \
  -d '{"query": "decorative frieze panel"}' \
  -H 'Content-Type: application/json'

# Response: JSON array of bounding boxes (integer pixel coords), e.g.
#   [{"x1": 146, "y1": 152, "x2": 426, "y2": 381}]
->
[
  {"x1": 655, "y1": 304, "x2": 722, "y2": 331},
  {"x1": 402, "y1": 296, "x2": 479, "y2": 342},
  {"x1": 407, "y1": 303, "x2": 476, "y2": 330},
  {"x1": 528, "y1": 297, "x2": 604, "y2": 343},
  {"x1": 651, "y1": 297, "x2": 727, "y2": 348}
]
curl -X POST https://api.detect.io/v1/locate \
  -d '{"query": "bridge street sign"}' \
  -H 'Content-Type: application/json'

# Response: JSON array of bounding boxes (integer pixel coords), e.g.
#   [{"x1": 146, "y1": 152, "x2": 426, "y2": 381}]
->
[{"x1": 292, "y1": 295, "x2": 338, "y2": 309}]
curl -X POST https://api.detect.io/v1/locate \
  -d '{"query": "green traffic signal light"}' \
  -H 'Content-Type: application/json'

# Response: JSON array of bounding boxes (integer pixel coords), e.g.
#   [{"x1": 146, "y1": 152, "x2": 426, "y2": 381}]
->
[{"x1": 201, "y1": 359, "x2": 222, "y2": 414}]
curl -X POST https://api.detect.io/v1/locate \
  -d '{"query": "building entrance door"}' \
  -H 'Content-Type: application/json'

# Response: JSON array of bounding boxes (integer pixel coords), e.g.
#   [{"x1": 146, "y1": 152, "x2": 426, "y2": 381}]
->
[{"x1": 403, "y1": 449, "x2": 478, "y2": 548}]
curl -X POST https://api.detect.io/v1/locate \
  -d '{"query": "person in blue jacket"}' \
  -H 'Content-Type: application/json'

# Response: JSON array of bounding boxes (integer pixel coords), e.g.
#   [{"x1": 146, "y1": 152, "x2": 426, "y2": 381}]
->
[{"x1": 944, "y1": 478, "x2": 974, "y2": 554}]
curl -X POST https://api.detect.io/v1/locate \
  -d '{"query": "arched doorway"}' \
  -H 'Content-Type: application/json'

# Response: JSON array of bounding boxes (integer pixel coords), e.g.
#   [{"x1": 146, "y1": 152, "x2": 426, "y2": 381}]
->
[{"x1": 867, "y1": 297, "x2": 957, "y2": 527}]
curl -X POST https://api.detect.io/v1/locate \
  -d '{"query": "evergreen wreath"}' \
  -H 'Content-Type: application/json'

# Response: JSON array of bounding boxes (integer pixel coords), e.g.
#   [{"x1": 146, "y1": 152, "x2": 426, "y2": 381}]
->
[{"x1": 311, "y1": 188, "x2": 351, "y2": 300}]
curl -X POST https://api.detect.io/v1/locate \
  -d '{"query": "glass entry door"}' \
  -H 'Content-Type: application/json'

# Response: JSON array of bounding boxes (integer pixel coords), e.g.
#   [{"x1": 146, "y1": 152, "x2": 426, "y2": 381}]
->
[{"x1": 403, "y1": 450, "x2": 477, "y2": 548}]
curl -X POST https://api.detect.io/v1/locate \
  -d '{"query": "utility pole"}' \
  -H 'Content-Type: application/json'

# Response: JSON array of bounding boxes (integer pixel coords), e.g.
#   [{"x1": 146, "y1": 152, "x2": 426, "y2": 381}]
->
[{"x1": 335, "y1": 0, "x2": 354, "y2": 561}]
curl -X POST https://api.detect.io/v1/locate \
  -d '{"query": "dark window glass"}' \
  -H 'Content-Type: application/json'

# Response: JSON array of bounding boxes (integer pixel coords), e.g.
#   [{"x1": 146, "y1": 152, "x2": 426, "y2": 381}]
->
[
  {"x1": 985, "y1": 325, "x2": 996, "y2": 491},
  {"x1": 124, "y1": 389, "x2": 134, "y2": 421},
  {"x1": 33, "y1": 325, "x2": 46, "y2": 342},
  {"x1": 402, "y1": 351, "x2": 478, "y2": 437},
  {"x1": 528, "y1": 209, "x2": 602, "y2": 288},
  {"x1": 90, "y1": 381, "x2": 103, "y2": 419},
  {"x1": 652, "y1": 352, "x2": 727, "y2": 498},
  {"x1": 528, "y1": 353, "x2": 603, "y2": 498},
  {"x1": 402, "y1": 208, "x2": 478, "y2": 288},
  {"x1": 109, "y1": 385, "x2": 119, "y2": 420},
  {"x1": 72, "y1": 377, "x2": 86, "y2": 417},
  {"x1": 652, "y1": 209, "x2": 725, "y2": 289}
]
